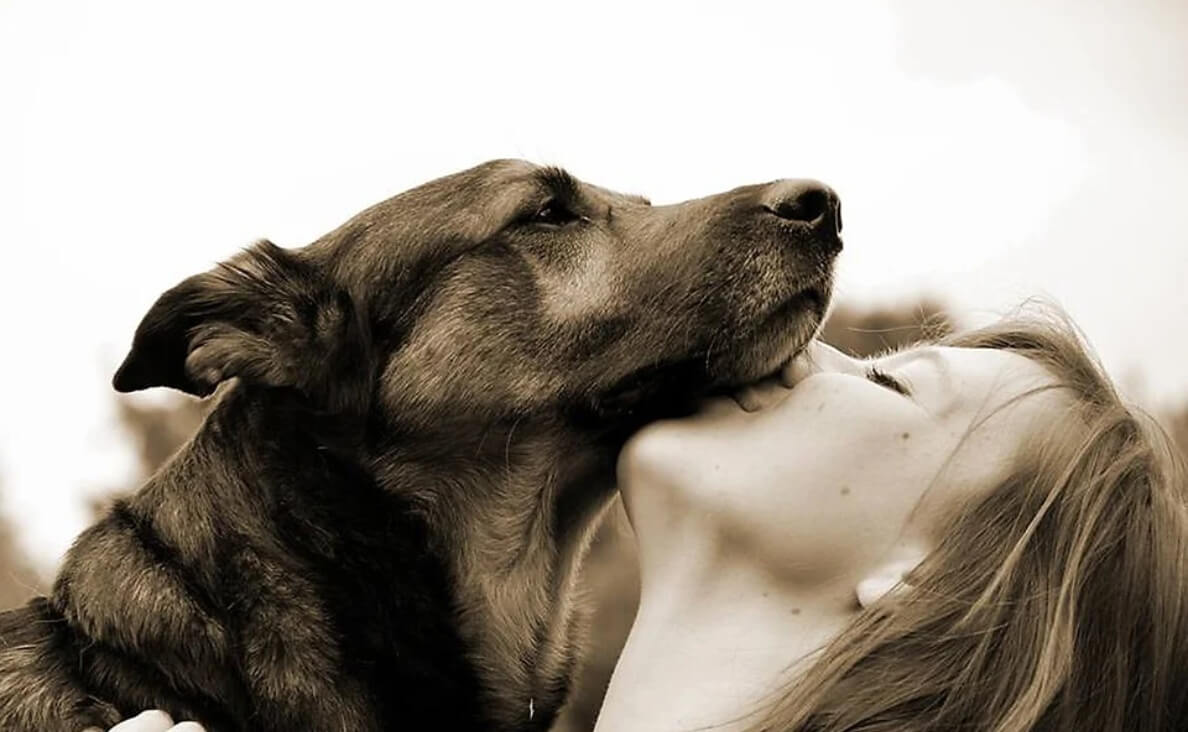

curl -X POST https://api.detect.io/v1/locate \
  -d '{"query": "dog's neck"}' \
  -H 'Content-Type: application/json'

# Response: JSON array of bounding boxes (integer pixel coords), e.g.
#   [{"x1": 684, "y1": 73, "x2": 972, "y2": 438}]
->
[
  {"x1": 56, "y1": 383, "x2": 621, "y2": 729},
  {"x1": 181, "y1": 384, "x2": 620, "y2": 729},
  {"x1": 368, "y1": 415, "x2": 620, "y2": 730}
]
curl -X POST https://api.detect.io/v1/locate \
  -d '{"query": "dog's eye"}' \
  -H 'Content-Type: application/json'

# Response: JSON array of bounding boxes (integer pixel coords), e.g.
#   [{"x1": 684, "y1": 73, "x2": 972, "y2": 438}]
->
[{"x1": 529, "y1": 200, "x2": 580, "y2": 227}]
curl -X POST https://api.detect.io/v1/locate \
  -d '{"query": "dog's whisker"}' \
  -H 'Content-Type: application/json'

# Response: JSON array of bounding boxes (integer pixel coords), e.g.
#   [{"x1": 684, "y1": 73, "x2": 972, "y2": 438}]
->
[{"x1": 504, "y1": 414, "x2": 525, "y2": 482}]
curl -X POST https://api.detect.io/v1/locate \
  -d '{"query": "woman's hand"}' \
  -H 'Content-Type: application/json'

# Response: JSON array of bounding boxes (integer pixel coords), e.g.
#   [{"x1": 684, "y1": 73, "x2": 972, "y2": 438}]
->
[{"x1": 84, "y1": 709, "x2": 206, "y2": 732}]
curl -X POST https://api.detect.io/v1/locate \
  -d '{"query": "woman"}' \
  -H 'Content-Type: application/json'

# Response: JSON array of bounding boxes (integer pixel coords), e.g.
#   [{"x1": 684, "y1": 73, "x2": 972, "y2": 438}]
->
[
  {"x1": 106, "y1": 308, "x2": 1188, "y2": 731},
  {"x1": 598, "y1": 308, "x2": 1188, "y2": 731}
]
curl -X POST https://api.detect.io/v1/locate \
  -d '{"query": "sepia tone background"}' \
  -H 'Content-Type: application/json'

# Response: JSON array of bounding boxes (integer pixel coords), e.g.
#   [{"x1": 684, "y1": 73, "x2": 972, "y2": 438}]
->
[{"x1": 1, "y1": 1, "x2": 1186, "y2": 730}]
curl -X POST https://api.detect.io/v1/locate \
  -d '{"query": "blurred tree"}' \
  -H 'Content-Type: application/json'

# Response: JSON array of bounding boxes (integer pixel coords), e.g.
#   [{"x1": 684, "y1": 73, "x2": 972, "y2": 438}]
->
[
  {"x1": 819, "y1": 297, "x2": 954, "y2": 357},
  {"x1": 0, "y1": 393, "x2": 213, "y2": 610},
  {"x1": 0, "y1": 486, "x2": 44, "y2": 609},
  {"x1": 88, "y1": 395, "x2": 210, "y2": 519},
  {"x1": 117, "y1": 396, "x2": 210, "y2": 482}
]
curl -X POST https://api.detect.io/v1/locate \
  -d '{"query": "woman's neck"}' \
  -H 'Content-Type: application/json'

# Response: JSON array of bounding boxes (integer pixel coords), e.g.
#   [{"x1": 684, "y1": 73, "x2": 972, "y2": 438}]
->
[{"x1": 595, "y1": 553, "x2": 858, "y2": 732}]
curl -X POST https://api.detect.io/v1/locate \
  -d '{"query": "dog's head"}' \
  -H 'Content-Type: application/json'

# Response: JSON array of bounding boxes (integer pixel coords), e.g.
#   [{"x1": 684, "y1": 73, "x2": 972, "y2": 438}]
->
[{"x1": 114, "y1": 159, "x2": 840, "y2": 435}]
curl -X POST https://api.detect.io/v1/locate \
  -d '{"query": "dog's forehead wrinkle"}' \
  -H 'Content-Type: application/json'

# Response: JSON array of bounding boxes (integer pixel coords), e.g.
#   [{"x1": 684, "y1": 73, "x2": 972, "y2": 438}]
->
[
  {"x1": 319, "y1": 174, "x2": 543, "y2": 288},
  {"x1": 602, "y1": 187, "x2": 652, "y2": 210}
]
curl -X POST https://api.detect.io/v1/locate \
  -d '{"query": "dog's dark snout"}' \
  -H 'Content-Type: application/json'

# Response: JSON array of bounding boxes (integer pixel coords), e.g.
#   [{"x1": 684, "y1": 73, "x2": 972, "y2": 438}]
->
[{"x1": 762, "y1": 179, "x2": 842, "y2": 236}]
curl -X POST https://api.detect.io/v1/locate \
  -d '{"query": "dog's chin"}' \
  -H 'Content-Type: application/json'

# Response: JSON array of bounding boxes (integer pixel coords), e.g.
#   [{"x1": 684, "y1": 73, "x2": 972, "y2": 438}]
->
[
  {"x1": 583, "y1": 285, "x2": 828, "y2": 425},
  {"x1": 710, "y1": 285, "x2": 828, "y2": 390}
]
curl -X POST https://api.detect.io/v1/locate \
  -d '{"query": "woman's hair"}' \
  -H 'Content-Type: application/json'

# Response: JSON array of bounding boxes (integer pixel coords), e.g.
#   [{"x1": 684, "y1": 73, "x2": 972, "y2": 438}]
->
[{"x1": 750, "y1": 305, "x2": 1188, "y2": 731}]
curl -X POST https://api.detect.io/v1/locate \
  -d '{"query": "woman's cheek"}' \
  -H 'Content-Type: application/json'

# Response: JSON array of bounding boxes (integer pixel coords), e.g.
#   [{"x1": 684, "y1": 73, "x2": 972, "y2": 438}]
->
[{"x1": 722, "y1": 404, "x2": 932, "y2": 584}]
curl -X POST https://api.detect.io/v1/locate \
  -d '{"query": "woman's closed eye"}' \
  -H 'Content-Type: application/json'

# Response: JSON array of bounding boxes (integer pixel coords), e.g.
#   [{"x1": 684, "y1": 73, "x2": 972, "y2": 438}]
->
[{"x1": 865, "y1": 366, "x2": 912, "y2": 396}]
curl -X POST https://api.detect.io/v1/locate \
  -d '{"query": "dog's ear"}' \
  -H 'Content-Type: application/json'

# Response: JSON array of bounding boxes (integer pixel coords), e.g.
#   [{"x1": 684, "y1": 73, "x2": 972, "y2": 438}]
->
[{"x1": 113, "y1": 241, "x2": 373, "y2": 416}]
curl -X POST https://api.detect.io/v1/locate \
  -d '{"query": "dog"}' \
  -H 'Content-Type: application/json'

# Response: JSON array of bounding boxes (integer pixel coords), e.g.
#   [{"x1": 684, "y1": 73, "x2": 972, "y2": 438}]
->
[{"x1": 0, "y1": 159, "x2": 841, "y2": 731}]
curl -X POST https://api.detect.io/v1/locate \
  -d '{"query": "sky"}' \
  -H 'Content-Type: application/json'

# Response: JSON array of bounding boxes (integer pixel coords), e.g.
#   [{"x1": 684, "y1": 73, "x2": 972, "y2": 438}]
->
[{"x1": 2, "y1": 0, "x2": 1186, "y2": 570}]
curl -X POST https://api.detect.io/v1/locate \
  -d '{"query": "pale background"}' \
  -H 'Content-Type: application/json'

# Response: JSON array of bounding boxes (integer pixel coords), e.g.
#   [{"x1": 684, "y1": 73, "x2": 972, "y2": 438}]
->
[{"x1": 2, "y1": 0, "x2": 1185, "y2": 570}]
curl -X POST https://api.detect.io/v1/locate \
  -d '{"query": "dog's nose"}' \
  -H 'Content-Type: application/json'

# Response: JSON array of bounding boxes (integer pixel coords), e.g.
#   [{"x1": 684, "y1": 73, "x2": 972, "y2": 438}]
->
[{"x1": 761, "y1": 180, "x2": 842, "y2": 237}]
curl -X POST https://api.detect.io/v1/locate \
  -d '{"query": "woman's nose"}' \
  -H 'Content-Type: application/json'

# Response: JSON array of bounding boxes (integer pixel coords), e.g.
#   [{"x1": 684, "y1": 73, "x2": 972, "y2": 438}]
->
[{"x1": 781, "y1": 341, "x2": 864, "y2": 387}]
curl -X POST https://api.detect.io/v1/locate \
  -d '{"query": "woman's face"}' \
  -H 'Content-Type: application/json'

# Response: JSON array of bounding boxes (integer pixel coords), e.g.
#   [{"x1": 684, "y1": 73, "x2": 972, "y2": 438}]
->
[{"x1": 618, "y1": 340, "x2": 1064, "y2": 590}]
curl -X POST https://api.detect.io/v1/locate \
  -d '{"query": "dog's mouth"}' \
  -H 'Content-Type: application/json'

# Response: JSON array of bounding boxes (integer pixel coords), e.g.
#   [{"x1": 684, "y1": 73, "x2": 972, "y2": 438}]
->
[
  {"x1": 721, "y1": 281, "x2": 838, "y2": 408},
  {"x1": 716, "y1": 283, "x2": 828, "y2": 383}
]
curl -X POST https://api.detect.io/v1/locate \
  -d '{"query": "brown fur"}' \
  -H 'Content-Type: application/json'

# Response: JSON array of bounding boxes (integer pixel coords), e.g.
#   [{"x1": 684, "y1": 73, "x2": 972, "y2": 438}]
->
[{"x1": 0, "y1": 160, "x2": 840, "y2": 730}]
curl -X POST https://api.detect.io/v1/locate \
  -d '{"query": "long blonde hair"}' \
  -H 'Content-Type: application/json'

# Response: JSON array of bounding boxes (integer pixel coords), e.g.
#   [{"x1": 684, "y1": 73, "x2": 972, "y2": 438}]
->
[{"x1": 751, "y1": 310, "x2": 1188, "y2": 731}]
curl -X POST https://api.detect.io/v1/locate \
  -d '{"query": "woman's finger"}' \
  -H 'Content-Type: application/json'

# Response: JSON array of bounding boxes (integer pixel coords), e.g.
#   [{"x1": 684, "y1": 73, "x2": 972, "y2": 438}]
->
[
  {"x1": 781, "y1": 342, "x2": 824, "y2": 387},
  {"x1": 83, "y1": 709, "x2": 206, "y2": 732},
  {"x1": 108, "y1": 710, "x2": 175, "y2": 731}
]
